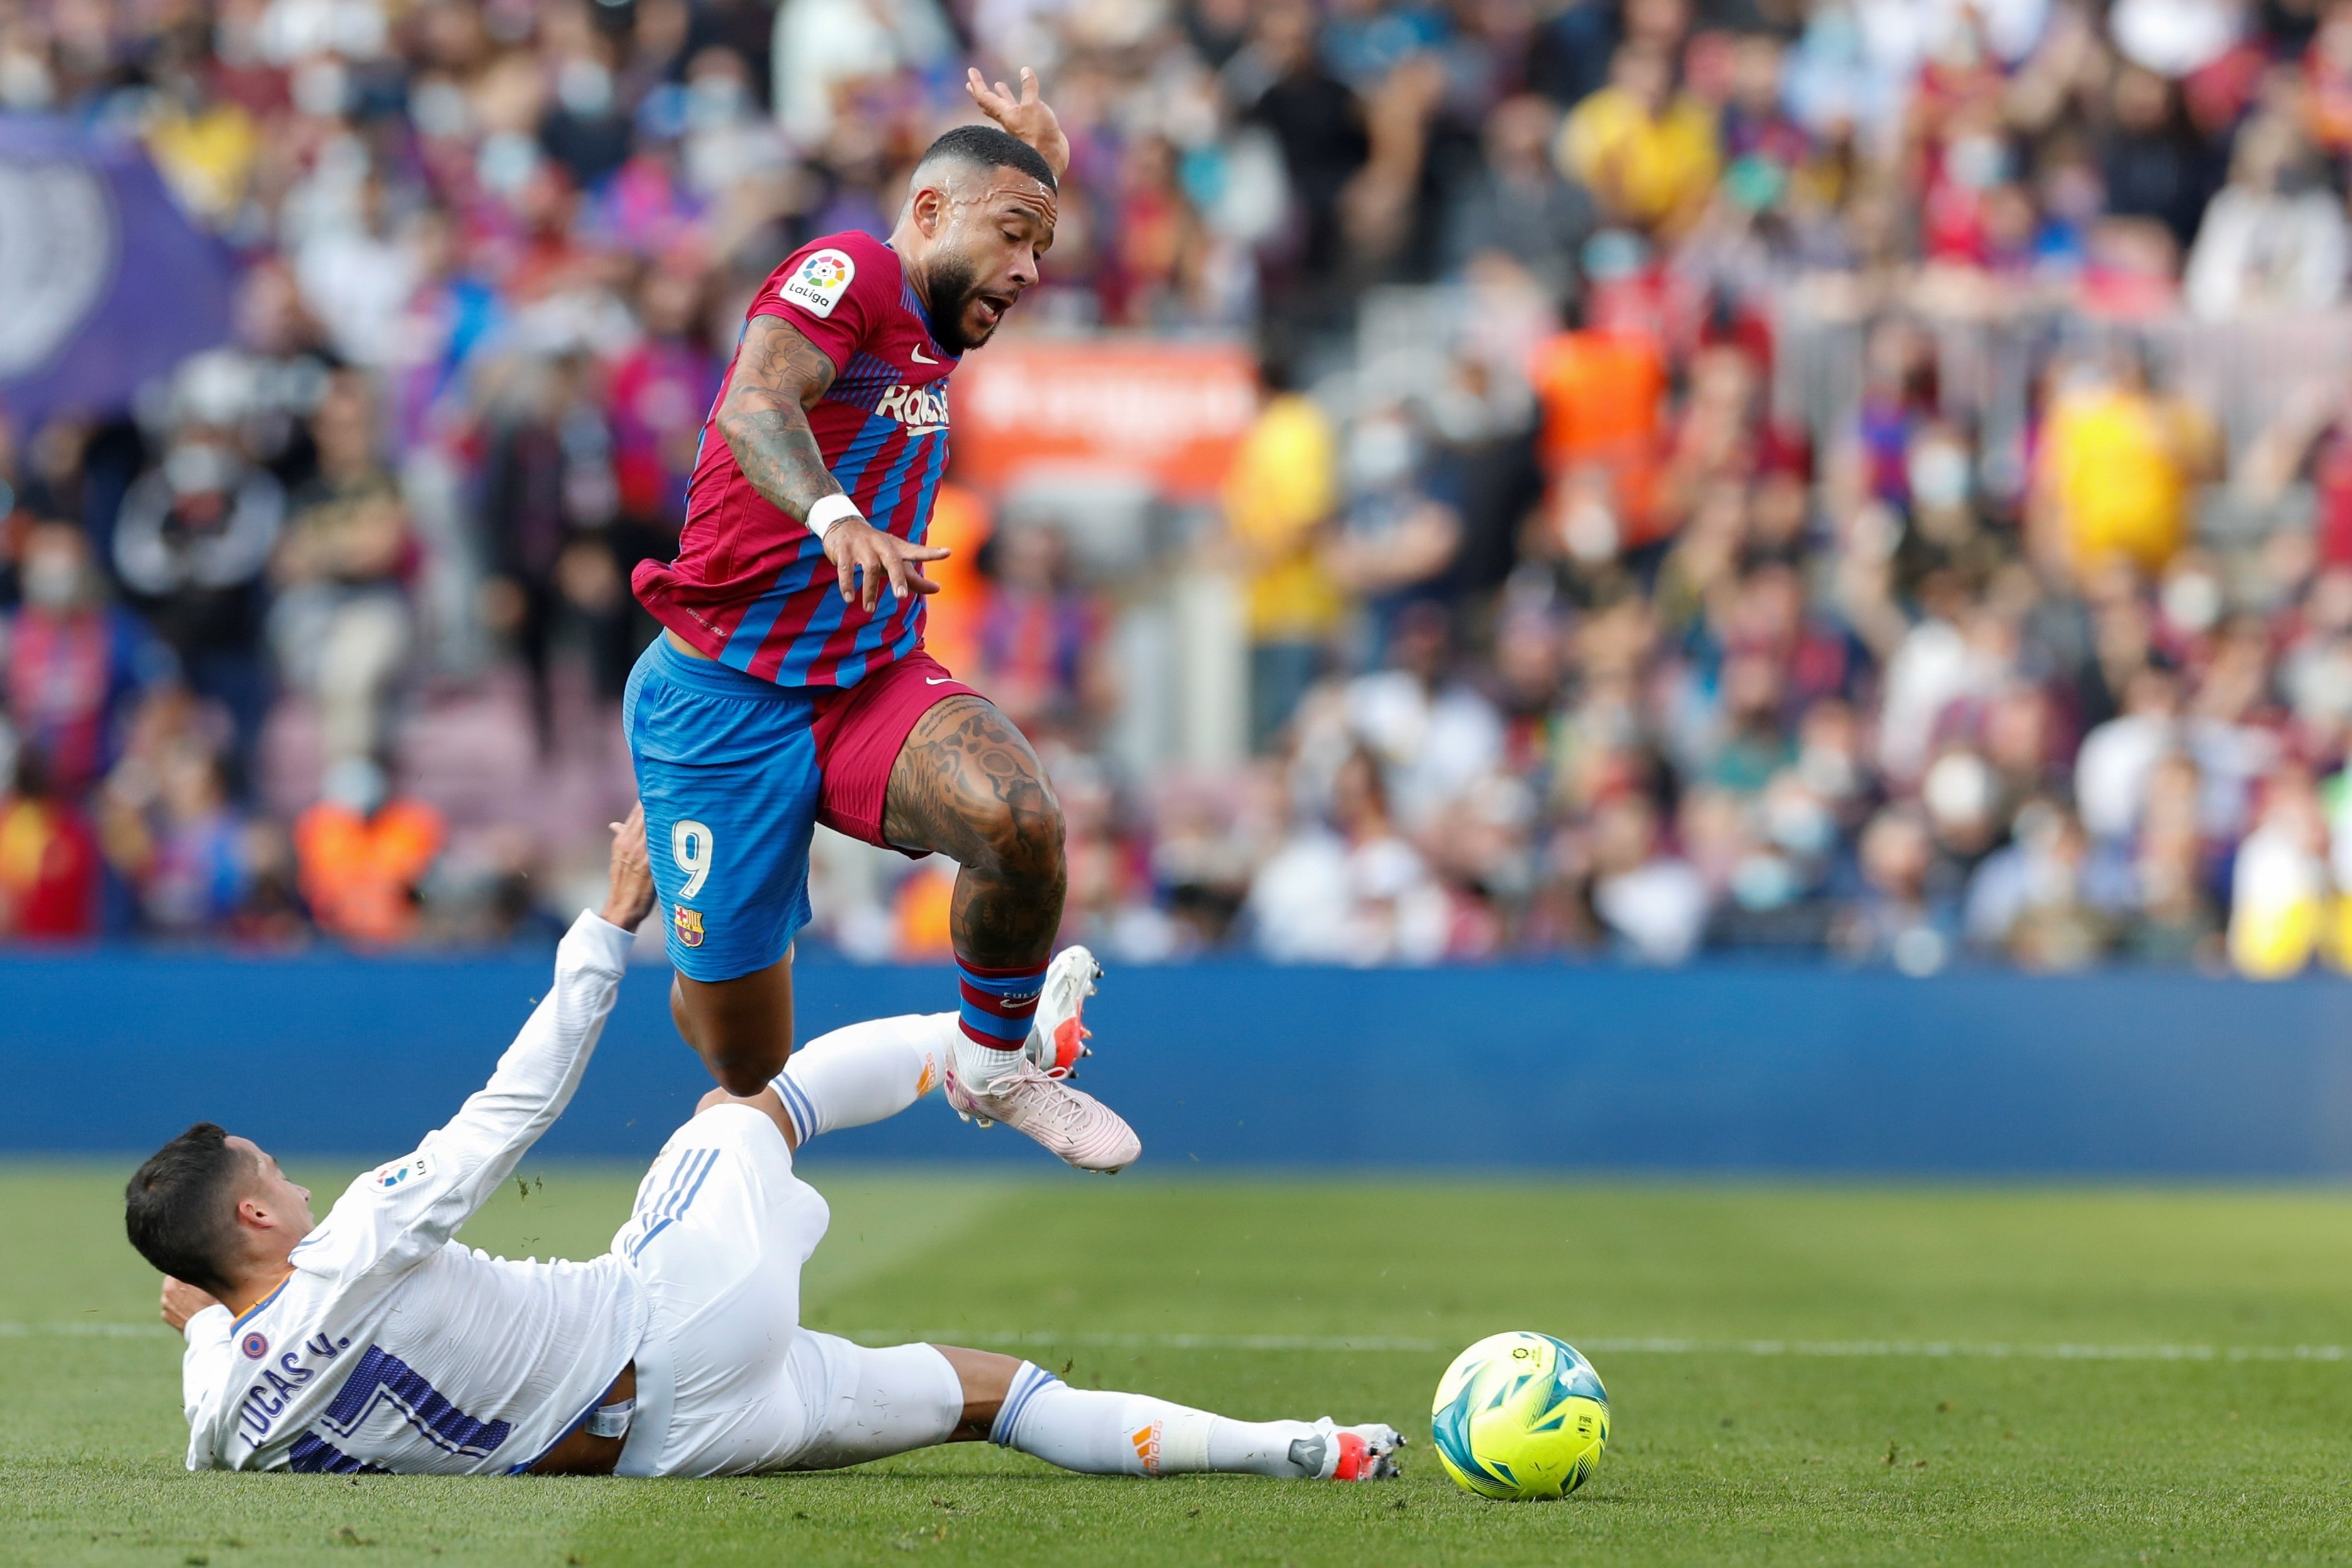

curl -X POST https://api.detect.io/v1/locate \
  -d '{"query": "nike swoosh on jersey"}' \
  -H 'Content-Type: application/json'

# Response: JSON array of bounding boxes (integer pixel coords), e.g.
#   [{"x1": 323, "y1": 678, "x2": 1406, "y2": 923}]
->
[
  {"x1": 925, "y1": 676, "x2": 956, "y2": 684},
  {"x1": 911, "y1": 345, "x2": 937, "y2": 364}
]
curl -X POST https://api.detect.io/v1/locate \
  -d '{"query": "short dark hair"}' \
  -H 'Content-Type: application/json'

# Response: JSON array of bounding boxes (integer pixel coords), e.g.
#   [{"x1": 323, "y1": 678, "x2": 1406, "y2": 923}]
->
[
  {"x1": 916, "y1": 124, "x2": 1057, "y2": 192},
  {"x1": 125, "y1": 1123, "x2": 251, "y2": 1296}
]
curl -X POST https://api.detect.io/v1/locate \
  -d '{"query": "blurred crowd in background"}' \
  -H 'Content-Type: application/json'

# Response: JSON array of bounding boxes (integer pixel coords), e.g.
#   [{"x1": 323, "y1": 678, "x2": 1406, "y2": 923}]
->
[{"x1": 14, "y1": 0, "x2": 2352, "y2": 973}]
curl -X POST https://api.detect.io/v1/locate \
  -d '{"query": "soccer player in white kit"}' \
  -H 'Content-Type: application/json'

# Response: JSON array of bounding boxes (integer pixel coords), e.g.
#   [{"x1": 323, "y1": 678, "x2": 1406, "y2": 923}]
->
[{"x1": 128, "y1": 809, "x2": 1403, "y2": 1483}]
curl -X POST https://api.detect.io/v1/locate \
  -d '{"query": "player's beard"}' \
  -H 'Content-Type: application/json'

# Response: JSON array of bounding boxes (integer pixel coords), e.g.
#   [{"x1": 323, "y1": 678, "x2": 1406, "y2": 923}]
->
[{"x1": 922, "y1": 252, "x2": 992, "y2": 355}]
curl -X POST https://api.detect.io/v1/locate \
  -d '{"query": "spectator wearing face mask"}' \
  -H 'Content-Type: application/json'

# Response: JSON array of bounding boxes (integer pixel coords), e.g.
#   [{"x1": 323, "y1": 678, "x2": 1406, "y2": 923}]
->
[
  {"x1": 1895, "y1": 420, "x2": 2004, "y2": 591},
  {"x1": 605, "y1": 264, "x2": 722, "y2": 555},
  {"x1": 2183, "y1": 115, "x2": 2348, "y2": 320},
  {"x1": 101, "y1": 740, "x2": 256, "y2": 936},
  {"x1": 974, "y1": 525, "x2": 1104, "y2": 743},
  {"x1": 0, "y1": 521, "x2": 175, "y2": 796},
  {"x1": 1964, "y1": 797, "x2": 2115, "y2": 969},
  {"x1": 772, "y1": 0, "x2": 952, "y2": 149},
  {"x1": 269, "y1": 371, "x2": 418, "y2": 771},
  {"x1": 2097, "y1": 63, "x2": 2222, "y2": 253},
  {"x1": 1529, "y1": 277, "x2": 1671, "y2": 565},
  {"x1": 1439, "y1": 96, "x2": 1601, "y2": 300},
  {"x1": 1244, "y1": 745, "x2": 1450, "y2": 964},
  {"x1": 2076, "y1": 664, "x2": 2183, "y2": 843},
  {"x1": 1239, "y1": 3, "x2": 1373, "y2": 288},
  {"x1": 1325, "y1": 403, "x2": 1463, "y2": 664},
  {"x1": 1589, "y1": 790, "x2": 1710, "y2": 964},
  {"x1": 111, "y1": 437, "x2": 285, "y2": 779},
  {"x1": 481, "y1": 352, "x2": 632, "y2": 755},
  {"x1": 1837, "y1": 803, "x2": 1958, "y2": 974},
  {"x1": 1330, "y1": 602, "x2": 1504, "y2": 836}
]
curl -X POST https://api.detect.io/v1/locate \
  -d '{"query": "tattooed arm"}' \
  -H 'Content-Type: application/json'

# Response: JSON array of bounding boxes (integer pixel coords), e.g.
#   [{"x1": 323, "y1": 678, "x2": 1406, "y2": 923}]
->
[
  {"x1": 714, "y1": 313, "x2": 842, "y2": 521},
  {"x1": 716, "y1": 312, "x2": 949, "y2": 612}
]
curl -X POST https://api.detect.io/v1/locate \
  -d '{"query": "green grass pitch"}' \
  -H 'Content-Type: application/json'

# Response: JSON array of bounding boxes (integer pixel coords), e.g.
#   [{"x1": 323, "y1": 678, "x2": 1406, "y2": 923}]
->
[{"x1": 6, "y1": 1160, "x2": 2351, "y2": 1567}]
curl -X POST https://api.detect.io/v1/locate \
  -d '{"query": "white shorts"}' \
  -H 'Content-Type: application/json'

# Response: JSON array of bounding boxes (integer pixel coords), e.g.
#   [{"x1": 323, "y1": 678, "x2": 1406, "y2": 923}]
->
[{"x1": 608, "y1": 1104, "x2": 964, "y2": 1477}]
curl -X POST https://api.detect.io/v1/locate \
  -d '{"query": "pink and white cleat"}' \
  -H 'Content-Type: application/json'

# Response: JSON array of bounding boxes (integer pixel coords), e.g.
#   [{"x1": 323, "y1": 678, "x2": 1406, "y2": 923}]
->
[
  {"x1": 1025, "y1": 945, "x2": 1101, "y2": 1080},
  {"x1": 944, "y1": 1054, "x2": 1141, "y2": 1173},
  {"x1": 948, "y1": 948, "x2": 1138, "y2": 1173},
  {"x1": 1291, "y1": 1420, "x2": 1406, "y2": 1481}
]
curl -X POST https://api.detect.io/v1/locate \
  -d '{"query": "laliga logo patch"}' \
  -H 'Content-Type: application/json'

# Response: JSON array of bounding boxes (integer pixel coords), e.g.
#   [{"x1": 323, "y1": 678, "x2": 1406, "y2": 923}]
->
[
  {"x1": 376, "y1": 1154, "x2": 430, "y2": 1190},
  {"x1": 779, "y1": 247, "x2": 855, "y2": 320},
  {"x1": 674, "y1": 906, "x2": 706, "y2": 948},
  {"x1": 241, "y1": 1332, "x2": 269, "y2": 1359}
]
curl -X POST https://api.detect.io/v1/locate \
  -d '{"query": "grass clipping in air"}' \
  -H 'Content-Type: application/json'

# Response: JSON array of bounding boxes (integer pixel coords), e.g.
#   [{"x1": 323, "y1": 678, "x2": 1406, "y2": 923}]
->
[{"x1": 3, "y1": 1164, "x2": 2348, "y2": 1566}]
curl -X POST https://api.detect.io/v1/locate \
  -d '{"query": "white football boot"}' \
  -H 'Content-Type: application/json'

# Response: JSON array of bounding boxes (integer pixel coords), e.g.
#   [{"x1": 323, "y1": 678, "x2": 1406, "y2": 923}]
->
[
  {"x1": 945, "y1": 946, "x2": 1140, "y2": 1174},
  {"x1": 1025, "y1": 945, "x2": 1100, "y2": 1079},
  {"x1": 1289, "y1": 1420, "x2": 1407, "y2": 1481}
]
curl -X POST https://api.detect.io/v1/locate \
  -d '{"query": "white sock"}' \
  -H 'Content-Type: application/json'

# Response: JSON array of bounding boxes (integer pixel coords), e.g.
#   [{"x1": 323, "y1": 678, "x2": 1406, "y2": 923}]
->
[
  {"x1": 989, "y1": 1362, "x2": 1324, "y2": 1478},
  {"x1": 772, "y1": 1013, "x2": 952, "y2": 1143},
  {"x1": 953, "y1": 1028, "x2": 1029, "y2": 1092}
]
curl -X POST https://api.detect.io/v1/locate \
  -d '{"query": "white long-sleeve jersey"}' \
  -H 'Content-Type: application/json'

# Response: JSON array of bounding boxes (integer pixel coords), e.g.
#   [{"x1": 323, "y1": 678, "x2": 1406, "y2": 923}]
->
[{"x1": 177, "y1": 913, "x2": 652, "y2": 1475}]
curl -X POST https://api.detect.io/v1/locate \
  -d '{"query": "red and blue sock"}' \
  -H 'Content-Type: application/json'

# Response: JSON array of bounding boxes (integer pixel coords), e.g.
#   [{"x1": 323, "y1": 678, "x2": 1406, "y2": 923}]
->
[{"x1": 957, "y1": 955, "x2": 1047, "y2": 1056}]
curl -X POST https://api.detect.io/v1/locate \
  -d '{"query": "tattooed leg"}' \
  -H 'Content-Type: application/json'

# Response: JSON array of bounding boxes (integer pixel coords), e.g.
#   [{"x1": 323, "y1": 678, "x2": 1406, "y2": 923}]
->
[
  {"x1": 876, "y1": 692, "x2": 1139, "y2": 1167},
  {"x1": 882, "y1": 695, "x2": 1066, "y2": 969}
]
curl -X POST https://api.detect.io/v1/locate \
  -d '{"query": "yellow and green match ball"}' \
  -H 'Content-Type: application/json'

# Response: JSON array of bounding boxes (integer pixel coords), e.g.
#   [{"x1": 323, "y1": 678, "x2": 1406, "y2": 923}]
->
[{"x1": 1430, "y1": 1330, "x2": 1610, "y2": 1500}]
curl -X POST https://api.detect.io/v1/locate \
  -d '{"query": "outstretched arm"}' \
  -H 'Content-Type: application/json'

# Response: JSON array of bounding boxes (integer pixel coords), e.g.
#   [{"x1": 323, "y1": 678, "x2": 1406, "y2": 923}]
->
[
  {"x1": 299, "y1": 811, "x2": 655, "y2": 1279},
  {"x1": 716, "y1": 313, "x2": 949, "y2": 613}
]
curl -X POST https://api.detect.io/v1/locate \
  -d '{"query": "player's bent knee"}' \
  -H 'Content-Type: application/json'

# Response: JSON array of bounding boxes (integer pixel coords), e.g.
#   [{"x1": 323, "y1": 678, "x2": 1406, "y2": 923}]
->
[
  {"x1": 707, "y1": 1051, "x2": 781, "y2": 1098},
  {"x1": 966, "y1": 789, "x2": 1065, "y2": 884},
  {"x1": 671, "y1": 961, "x2": 796, "y2": 1093}
]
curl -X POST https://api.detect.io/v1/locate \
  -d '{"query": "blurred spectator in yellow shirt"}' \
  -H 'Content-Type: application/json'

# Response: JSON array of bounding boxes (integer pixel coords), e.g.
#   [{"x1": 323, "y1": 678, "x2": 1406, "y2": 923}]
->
[
  {"x1": 1558, "y1": 42, "x2": 1720, "y2": 239},
  {"x1": 2032, "y1": 348, "x2": 2219, "y2": 579},
  {"x1": 1225, "y1": 383, "x2": 1342, "y2": 752},
  {"x1": 143, "y1": 81, "x2": 260, "y2": 226}
]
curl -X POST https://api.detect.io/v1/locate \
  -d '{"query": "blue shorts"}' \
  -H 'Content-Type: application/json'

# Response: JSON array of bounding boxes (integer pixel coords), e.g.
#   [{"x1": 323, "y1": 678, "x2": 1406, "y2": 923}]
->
[{"x1": 623, "y1": 637, "x2": 820, "y2": 982}]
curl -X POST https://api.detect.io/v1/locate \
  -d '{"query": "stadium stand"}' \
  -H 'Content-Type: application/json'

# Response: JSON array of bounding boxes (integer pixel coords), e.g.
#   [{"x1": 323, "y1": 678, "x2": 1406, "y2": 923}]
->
[{"x1": 6, "y1": 0, "x2": 2352, "y2": 975}]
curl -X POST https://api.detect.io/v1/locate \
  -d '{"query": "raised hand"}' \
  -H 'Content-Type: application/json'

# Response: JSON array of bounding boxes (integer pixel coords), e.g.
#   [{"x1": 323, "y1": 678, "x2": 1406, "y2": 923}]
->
[
  {"x1": 601, "y1": 803, "x2": 656, "y2": 933},
  {"x1": 967, "y1": 66, "x2": 1070, "y2": 180},
  {"x1": 160, "y1": 1276, "x2": 221, "y2": 1332}
]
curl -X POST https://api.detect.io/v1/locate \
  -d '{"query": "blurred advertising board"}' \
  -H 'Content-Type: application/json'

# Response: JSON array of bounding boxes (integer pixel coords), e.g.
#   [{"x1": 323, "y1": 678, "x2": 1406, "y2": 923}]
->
[{"x1": 950, "y1": 338, "x2": 1258, "y2": 499}]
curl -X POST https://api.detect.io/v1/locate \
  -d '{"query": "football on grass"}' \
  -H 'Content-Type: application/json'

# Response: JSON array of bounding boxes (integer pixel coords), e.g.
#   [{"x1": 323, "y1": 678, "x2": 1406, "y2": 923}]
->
[{"x1": 1430, "y1": 1331, "x2": 1610, "y2": 1500}]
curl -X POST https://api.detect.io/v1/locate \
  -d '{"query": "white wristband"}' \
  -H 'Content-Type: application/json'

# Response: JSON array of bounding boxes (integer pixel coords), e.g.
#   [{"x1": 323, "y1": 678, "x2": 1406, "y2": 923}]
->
[{"x1": 805, "y1": 493, "x2": 862, "y2": 540}]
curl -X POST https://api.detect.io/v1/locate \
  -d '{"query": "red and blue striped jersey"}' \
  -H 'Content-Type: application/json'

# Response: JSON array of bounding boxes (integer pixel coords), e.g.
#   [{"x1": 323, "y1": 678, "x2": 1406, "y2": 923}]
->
[{"x1": 633, "y1": 231, "x2": 959, "y2": 689}]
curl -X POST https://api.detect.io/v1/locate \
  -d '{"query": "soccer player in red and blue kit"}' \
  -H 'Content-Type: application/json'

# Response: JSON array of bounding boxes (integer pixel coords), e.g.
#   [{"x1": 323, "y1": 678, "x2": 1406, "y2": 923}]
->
[{"x1": 625, "y1": 69, "x2": 1138, "y2": 1172}]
